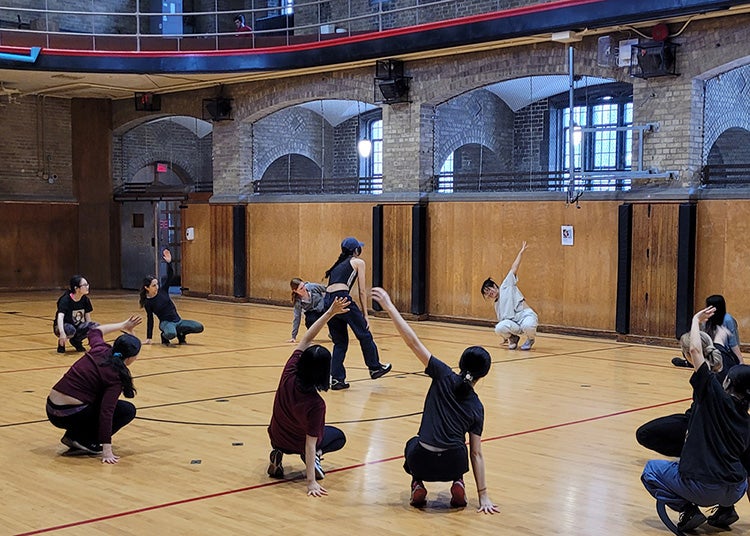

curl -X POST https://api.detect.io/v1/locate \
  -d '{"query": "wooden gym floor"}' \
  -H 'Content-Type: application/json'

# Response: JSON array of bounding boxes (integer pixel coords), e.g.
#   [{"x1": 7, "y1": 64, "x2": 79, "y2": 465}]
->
[{"x1": 0, "y1": 291, "x2": 740, "y2": 535}]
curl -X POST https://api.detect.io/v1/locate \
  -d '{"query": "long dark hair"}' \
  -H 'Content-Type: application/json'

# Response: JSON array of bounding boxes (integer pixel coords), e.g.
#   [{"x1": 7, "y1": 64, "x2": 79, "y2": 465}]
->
[
  {"x1": 455, "y1": 346, "x2": 492, "y2": 399},
  {"x1": 139, "y1": 275, "x2": 157, "y2": 308},
  {"x1": 324, "y1": 246, "x2": 359, "y2": 280},
  {"x1": 726, "y1": 364, "x2": 750, "y2": 413},
  {"x1": 290, "y1": 277, "x2": 303, "y2": 303},
  {"x1": 705, "y1": 294, "x2": 728, "y2": 339},
  {"x1": 106, "y1": 334, "x2": 141, "y2": 398}
]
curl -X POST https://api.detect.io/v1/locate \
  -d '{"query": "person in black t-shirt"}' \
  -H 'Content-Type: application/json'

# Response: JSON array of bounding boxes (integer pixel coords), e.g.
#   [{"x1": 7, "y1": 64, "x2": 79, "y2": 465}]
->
[
  {"x1": 139, "y1": 249, "x2": 204, "y2": 346},
  {"x1": 53, "y1": 275, "x2": 95, "y2": 353},
  {"x1": 372, "y1": 287, "x2": 499, "y2": 514},
  {"x1": 641, "y1": 306, "x2": 750, "y2": 533}
]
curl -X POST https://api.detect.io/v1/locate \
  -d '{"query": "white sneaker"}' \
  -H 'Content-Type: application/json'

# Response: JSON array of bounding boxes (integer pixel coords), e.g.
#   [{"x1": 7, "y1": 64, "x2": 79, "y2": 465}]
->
[{"x1": 520, "y1": 338, "x2": 535, "y2": 351}]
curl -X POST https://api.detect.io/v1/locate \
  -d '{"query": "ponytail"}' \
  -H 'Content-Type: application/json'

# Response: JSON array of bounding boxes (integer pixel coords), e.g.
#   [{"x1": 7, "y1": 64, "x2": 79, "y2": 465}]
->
[
  {"x1": 103, "y1": 352, "x2": 137, "y2": 398},
  {"x1": 455, "y1": 370, "x2": 475, "y2": 400}
]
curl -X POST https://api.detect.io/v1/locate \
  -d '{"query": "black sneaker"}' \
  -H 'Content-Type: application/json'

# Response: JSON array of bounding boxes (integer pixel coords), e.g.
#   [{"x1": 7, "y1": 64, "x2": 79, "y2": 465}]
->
[
  {"x1": 677, "y1": 504, "x2": 706, "y2": 532},
  {"x1": 672, "y1": 357, "x2": 692, "y2": 368},
  {"x1": 370, "y1": 363, "x2": 392, "y2": 380},
  {"x1": 177, "y1": 333, "x2": 186, "y2": 344},
  {"x1": 57, "y1": 343, "x2": 66, "y2": 354},
  {"x1": 707, "y1": 505, "x2": 739, "y2": 528},
  {"x1": 61, "y1": 435, "x2": 102, "y2": 454},
  {"x1": 331, "y1": 379, "x2": 350, "y2": 390},
  {"x1": 71, "y1": 341, "x2": 85, "y2": 352},
  {"x1": 161, "y1": 334, "x2": 171, "y2": 346},
  {"x1": 267, "y1": 448, "x2": 284, "y2": 478}
]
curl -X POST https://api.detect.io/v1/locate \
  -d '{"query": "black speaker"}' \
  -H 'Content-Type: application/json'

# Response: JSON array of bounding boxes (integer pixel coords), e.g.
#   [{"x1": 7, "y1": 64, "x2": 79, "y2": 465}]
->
[
  {"x1": 411, "y1": 203, "x2": 427, "y2": 315},
  {"x1": 375, "y1": 59, "x2": 404, "y2": 80},
  {"x1": 615, "y1": 203, "x2": 632, "y2": 334},
  {"x1": 134, "y1": 92, "x2": 161, "y2": 111},
  {"x1": 377, "y1": 78, "x2": 410, "y2": 103},
  {"x1": 675, "y1": 203, "x2": 696, "y2": 339},
  {"x1": 202, "y1": 97, "x2": 233, "y2": 121},
  {"x1": 631, "y1": 42, "x2": 678, "y2": 78}
]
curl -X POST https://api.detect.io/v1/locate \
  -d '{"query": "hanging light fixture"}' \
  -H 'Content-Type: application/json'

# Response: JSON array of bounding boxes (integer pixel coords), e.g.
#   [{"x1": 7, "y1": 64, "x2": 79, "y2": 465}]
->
[{"x1": 356, "y1": 99, "x2": 372, "y2": 158}]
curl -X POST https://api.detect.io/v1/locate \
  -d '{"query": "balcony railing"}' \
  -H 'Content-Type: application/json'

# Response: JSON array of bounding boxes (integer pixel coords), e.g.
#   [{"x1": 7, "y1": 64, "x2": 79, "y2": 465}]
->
[
  {"x1": 701, "y1": 164, "x2": 750, "y2": 187},
  {"x1": 0, "y1": 0, "x2": 498, "y2": 52}
]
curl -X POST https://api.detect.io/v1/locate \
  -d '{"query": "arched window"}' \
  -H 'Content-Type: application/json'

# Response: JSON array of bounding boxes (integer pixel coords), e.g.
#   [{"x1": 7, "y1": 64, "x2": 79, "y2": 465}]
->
[{"x1": 360, "y1": 115, "x2": 383, "y2": 194}]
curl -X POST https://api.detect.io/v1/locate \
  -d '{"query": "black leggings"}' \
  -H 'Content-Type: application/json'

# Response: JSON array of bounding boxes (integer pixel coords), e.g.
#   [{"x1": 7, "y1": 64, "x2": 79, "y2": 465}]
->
[
  {"x1": 46, "y1": 397, "x2": 136, "y2": 444},
  {"x1": 635, "y1": 412, "x2": 688, "y2": 458}
]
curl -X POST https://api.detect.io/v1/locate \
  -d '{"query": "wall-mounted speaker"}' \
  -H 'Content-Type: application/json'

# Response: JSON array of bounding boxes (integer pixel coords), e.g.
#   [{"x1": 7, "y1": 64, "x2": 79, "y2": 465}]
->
[
  {"x1": 202, "y1": 97, "x2": 233, "y2": 121},
  {"x1": 375, "y1": 59, "x2": 404, "y2": 80},
  {"x1": 377, "y1": 77, "x2": 410, "y2": 103},
  {"x1": 630, "y1": 42, "x2": 679, "y2": 79}
]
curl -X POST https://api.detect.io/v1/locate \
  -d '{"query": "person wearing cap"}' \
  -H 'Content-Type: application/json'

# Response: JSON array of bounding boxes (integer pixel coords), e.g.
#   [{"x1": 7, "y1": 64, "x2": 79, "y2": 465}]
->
[
  {"x1": 371, "y1": 287, "x2": 499, "y2": 513},
  {"x1": 641, "y1": 306, "x2": 750, "y2": 533},
  {"x1": 46, "y1": 315, "x2": 143, "y2": 464},
  {"x1": 480, "y1": 241, "x2": 538, "y2": 351},
  {"x1": 323, "y1": 237, "x2": 391, "y2": 390}
]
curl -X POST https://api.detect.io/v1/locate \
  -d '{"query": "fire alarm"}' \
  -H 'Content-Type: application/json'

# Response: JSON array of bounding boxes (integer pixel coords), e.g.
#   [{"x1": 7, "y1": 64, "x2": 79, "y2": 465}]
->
[{"x1": 651, "y1": 23, "x2": 669, "y2": 42}]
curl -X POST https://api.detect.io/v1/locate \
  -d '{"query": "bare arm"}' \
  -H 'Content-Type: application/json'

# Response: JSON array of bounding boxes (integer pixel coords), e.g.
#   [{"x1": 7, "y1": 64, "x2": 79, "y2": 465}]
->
[
  {"x1": 689, "y1": 306, "x2": 716, "y2": 370},
  {"x1": 509, "y1": 241, "x2": 529, "y2": 276},
  {"x1": 352, "y1": 257, "x2": 369, "y2": 326},
  {"x1": 371, "y1": 287, "x2": 431, "y2": 367},
  {"x1": 295, "y1": 297, "x2": 349, "y2": 352},
  {"x1": 95, "y1": 315, "x2": 142, "y2": 337},
  {"x1": 305, "y1": 434, "x2": 327, "y2": 497},
  {"x1": 56, "y1": 312, "x2": 67, "y2": 344},
  {"x1": 469, "y1": 433, "x2": 500, "y2": 514}
]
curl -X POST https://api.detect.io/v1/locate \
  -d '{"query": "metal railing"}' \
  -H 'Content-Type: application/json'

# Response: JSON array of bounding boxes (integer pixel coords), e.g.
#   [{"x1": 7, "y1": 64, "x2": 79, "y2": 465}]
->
[
  {"x1": 0, "y1": 0, "x2": 495, "y2": 52},
  {"x1": 701, "y1": 164, "x2": 750, "y2": 186},
  {"x1": 252, "y1": 175, "x2": 381, "y2": 195}
]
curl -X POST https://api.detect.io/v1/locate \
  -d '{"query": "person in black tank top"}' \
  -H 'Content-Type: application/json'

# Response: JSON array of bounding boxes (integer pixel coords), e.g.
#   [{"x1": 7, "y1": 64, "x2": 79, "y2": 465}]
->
[{"x1": 323, "y1": 237, "x2": 391, "y2": 390}]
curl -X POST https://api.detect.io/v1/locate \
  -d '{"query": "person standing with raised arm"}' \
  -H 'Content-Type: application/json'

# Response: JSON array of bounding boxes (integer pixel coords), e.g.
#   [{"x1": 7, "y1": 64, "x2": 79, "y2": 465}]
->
[
  {"x1": 267, "y1": 296, "x2": 350, "y2": 497},
  {"x1": 480, "y1": 241, "x2": 538, "y2": 350},
  {"x1": 371, "y1": 287, "x2": 500, "y2": 514}
]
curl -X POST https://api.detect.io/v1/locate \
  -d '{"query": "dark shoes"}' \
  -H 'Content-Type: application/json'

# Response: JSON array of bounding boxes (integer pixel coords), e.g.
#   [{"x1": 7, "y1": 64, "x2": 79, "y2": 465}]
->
[
  {"x1": 707, "y1": 505, "x2": 739, "y2": 528},
  {"x1": 71, "y1": 341, "x2": 85, "y2": 352},
  {"x1": 331, "y1": 379, "x2": 350, "y2": 390},
  {"x1": 57, "y1": 343, "x2": 66, "y2": 354},
  {"x1": 677, "y1": 504, "x2": 707, "y2": 532},
  {"x1": 410, "y1": 480, "x2": 427, "y2": 508},
  {"x1": 267, "y1": 448, "x2": 284, "y2": 478},
  {"x1": 508, "y1": 334, "x2": 520, "y2": 350},
  {"x1": 177, "y1": 333, "x2": 186, "y2": 344},
  {"x1": 450, "y1": 479, "x2": 467, "y2": 507},
  {"x1": 672, "y1": 357, "x2": 692, "y2": 368},
  {"x1": 161, "y1": 334, "x2": 171, "y2": 346},
  {"x1": 370, "y1": 363, "x2": 392, "y2": 380},
  {"x1": 61, "y1": 434, "x2": 102, "y2": 454}
]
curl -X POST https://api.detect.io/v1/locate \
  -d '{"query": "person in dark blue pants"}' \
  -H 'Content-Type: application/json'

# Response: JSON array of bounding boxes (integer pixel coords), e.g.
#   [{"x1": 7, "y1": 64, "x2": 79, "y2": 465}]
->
[{"x1": 323, "y1": 237, "x2": 391, "y2": 390}]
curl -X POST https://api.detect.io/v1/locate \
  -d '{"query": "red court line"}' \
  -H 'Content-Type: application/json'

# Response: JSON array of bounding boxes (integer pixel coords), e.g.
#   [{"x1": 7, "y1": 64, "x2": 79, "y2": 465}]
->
[{"x1": 14, "y1": 395, "x2": 689, "y2": 535}]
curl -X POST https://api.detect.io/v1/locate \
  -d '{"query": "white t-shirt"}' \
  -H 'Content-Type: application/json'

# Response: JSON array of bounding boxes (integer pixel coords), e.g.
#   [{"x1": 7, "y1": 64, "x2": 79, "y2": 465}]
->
[{"x1": 493, "y1": 270, "x2": 527, "y2": 322}]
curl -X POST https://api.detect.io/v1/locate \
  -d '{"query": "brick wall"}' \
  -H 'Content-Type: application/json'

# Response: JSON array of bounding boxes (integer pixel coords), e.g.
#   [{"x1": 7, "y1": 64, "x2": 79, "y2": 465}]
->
[{"x1": 0, "y1": 96, "x2": 73, "y2": 200}]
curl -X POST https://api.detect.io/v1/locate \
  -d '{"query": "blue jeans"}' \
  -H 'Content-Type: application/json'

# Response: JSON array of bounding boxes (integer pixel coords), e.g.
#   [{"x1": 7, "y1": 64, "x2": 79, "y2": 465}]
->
[
  {"x1": 160, "y1": 319, "x2": 204, "y2": 341},
  {"x1": 274, "y1": 426, "x2": 347, "y2": 456},
  {"x1": 642, "y1": 459, "x2": 748, "y2": 510},
  {"x1": 324, "y1": 290, "x2": 381, "y2": 381}
]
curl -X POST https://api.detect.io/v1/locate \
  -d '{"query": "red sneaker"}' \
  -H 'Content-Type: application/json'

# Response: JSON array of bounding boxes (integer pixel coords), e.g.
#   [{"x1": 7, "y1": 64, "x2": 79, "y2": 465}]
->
[
  {"x1": 410, "y1": 480, "x2": 427, "y2": 508},
  {"x1": 450, "y1": 479, "x2": 467, "y2": 507}
]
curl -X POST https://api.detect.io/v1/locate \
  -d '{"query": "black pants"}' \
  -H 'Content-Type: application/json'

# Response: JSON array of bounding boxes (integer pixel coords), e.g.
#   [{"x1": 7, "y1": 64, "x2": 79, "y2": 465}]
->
[
  {"x1": 275, "y1": 425, "x2": 346, "y2": 456},
  {"x1": 635, "y1": 412, "x2": 688, "y2": 458},
  {"x1": 46, "y1": 398, "x2": 136, "y2": 444},
  {"x1": 403, "y1": 436, "x2": 469, "y2": 482}
]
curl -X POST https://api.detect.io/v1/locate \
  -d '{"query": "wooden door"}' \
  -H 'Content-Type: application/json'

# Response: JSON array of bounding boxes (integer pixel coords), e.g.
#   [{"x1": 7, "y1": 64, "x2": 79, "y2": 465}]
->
[{"x1": 629, "y1": 203, "x2": 679, "y2": 338}]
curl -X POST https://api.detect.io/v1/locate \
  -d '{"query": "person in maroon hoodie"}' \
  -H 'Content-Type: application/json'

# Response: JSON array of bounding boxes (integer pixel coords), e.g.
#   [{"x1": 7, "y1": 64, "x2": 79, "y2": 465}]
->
[{"x1": 46, "y1": 315, "x2": 142, "y2": 463}]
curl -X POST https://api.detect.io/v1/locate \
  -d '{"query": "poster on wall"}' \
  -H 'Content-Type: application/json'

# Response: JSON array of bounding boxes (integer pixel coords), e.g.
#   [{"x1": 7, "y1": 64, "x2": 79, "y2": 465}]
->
[{"x1": 561, "y1": 225, "x2": 574, "y2": 246}]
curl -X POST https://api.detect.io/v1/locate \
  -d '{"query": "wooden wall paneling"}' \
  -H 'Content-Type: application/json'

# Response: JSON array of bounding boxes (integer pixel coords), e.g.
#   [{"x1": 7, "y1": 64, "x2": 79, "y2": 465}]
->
[
  {"x1": 0, "y1": 202, "x2": 78, "y2": 289},
  {"x1": 381, "y1": 204, "x2": 412, "y2": 312},
  {"x1": 629, "y1": 203, "x2": 679, "y2": 338},
  {"x1": 181, "y1": 203, "x2": 212, "y2": 296},
  {"x1": 210, "y1": 205, "x2": 234, "y2": 298},
  {"x1": 427, "y1": 201, "x2": 619, "y2": 333},
  {"x1": 246, "y1": 203, "x2": 374, "y2": 305},
  {"x1": 696, "y1": 200, "x2": 750, "y2": 339}
]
